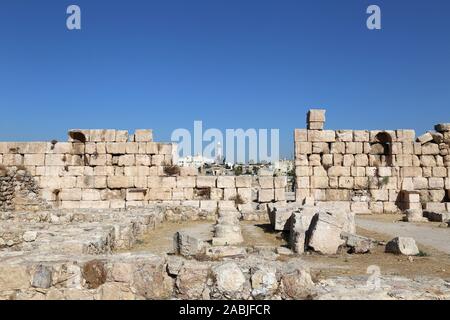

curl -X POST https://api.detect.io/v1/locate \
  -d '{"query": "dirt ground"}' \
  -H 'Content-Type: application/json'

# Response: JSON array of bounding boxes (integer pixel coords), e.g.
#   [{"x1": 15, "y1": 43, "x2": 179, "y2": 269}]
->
[{"x1": 125, "y1": 217, "x2": 450, "y2": 281}]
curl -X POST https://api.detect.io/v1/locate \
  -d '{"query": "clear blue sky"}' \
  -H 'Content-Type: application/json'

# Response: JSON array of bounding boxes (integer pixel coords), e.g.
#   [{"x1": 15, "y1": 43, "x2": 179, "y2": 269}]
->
[{"x1": 0, "y1": 0, "x2": 449, "y2": 159}]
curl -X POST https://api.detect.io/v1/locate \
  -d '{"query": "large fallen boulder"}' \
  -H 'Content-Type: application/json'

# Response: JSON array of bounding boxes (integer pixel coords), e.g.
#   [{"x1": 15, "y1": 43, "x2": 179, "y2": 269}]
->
[
  {"x1": 341, "y1": 232, "x2": 376, "y2": 254},
  {"x1": 212, "y1": 262, "x2": 247, "y2": 297},
  {"x1": 268, "y1": 203, "x2": 303, "y2": 231},
  {"x1": 385, "y1": 237, "x2": 420, "y2": 256},
  {"x1": 404, "y1": 209, "x2": 427, "y2": 223},
  {"x1": 173, "y1": 231, "x2": 207, "y2": 257},
  {"x1": 307, "y1": 212, "x2": 346, "y2": 254},
  {"x1": 289, "y1": 209, "x2": 317, "y2": 254}
]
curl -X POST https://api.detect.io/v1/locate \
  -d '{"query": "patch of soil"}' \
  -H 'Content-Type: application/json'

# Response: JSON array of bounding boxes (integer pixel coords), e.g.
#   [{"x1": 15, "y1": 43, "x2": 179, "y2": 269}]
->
[{"x1": 306, "y1": 226, "x2": 450, "y2": 281}]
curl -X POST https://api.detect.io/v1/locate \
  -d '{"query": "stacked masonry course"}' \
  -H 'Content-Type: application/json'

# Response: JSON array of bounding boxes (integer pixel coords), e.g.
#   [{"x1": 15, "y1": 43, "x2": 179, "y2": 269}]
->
[
  {"x1": 0, "y1": 129, "x2": 287, "y2": 212},
  {"x1": 294, "y1": 110, "x2": 450, "y2": 213}
]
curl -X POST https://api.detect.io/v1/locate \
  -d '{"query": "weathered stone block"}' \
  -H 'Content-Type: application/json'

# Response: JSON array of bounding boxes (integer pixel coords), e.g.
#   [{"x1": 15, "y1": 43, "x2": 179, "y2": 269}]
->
[
  {"x1": 294, "y1": 129, "x2": 308, "y2": 142},
  {"x1": 308, "y1": 130, "x2": 335, "y2": 142},
  {"x1": 133, "y1": 129, "x2": 153, "y2": 142},
  {"x1": 217, "y1": 176, "x2": 235, "y2": 188}
]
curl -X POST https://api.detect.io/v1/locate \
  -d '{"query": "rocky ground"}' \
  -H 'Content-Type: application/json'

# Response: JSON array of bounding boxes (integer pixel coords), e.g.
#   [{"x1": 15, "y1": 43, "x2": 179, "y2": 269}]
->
[{"x1": 1, "y1": 206, "x2": 450, "y2": 300}]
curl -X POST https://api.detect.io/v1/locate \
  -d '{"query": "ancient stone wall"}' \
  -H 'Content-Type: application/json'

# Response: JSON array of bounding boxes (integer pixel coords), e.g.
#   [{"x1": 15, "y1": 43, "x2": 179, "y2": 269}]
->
[
  {"x1": 294, "y1": 110, "x2": 450, "y2": 213},
  {"x1": 0, "y1": 129, "x2": 287, "y2": 211}
]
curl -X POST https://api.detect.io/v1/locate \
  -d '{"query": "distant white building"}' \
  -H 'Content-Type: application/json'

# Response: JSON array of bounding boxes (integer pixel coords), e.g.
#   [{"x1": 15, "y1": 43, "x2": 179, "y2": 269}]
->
[{"x1": 177, "y1": 154, "x2": 215, "y2": 168}]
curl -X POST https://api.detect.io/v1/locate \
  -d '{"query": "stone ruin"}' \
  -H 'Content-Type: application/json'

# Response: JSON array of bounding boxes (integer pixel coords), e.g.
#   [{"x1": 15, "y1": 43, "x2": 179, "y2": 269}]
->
[
  {"x1": 1, "y1": 110, "x2": 450, "y2": 300},
  {"x1": 294, "y1": 109, "x2": 450, "y2": 217}
]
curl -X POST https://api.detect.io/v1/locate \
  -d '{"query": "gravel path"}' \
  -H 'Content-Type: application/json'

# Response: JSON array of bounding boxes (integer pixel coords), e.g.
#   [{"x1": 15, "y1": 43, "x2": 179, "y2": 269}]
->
[{"x1": 356, "y1": 217, "x2": 450, "y2": 254}]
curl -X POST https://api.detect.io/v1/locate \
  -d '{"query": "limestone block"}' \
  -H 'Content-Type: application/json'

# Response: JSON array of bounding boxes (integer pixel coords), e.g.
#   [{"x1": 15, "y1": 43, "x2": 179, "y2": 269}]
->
[
  {"x1": 310, "y1": 176, "x2": 328, "y2": 189},
  {"x1": 89, "y1": 154, "x2": 110, "y2": 166},
  {"x1": 118, "y1": 155, "x2": 135, "y2": 166},
  {"x1": 378, "y1": 167, "x2": 392, "y2": 177},
  {"x1": 432, "y1": 167, "x2": 447, "y2": 178},
  {"x1": 383, "y1": 202, "x2": 401, "y2": 214},
  {"x1": 200, "y1": 200, "x2": 218, "y2": 211},
  {"x1": 94, "y1": 176, "x2": 107, "y2": 188},
  {"x1": 82, "y1": 189, "x2": 101, "y2": 201},
  {"x1": 217, "y1": 176, "x2": 235, "y2": 188},
  {"x1": 43, "y1": 154, "x2": 68, "y2": 166},
  {"x1": 338, "y1": 177, "x2": 354, "y2": 189},
  {"x1": 107, "y1": 176, "x2": 134, "y2": 189},
  {"x1": 309, "y1": 154, "x2": 321, "y2": 166},
  {"x1": 237, "y1": 188, "x2": 252, "y2": 203},
  {"x1": 274, "y1": 176, "x2": 287, "y2": 189},
  {"x1": 391, "y1": 142, "x2": 403, "y2": 155},
  {"x1": 385, "y1": 237, "x2": 419, "y2": 256},
  {"x1": 353, "y1": 130, "x2": 369, "y2": 142},
  {"x1": 412, "y1": 177, "x2": 428, "y2": 190},
  {"x1": 346, "y1": 142, "x2": 363, "y2": 154},
  {"x1": 307, "y1": 109, "x2": 326, "y2": 122},
  {"x1": 196, "y1": 176, "x2": 217, "y2": 188},
  {"x1": 325, "y1": 189, "x2": 350, "y2": 201},
  {"x1": 429, "y1": 177, "x2": 444, "y2": 189},
  {"x1": 274, "y1": 188, "x2": 286, "y2": 201},
  {"x1": 417, "y1": 132, "x2": 434, "y2": 144},
  {"x1": 369, "y1": 202, "x2": 384, "y2": 214},
  {"x1": 59, "y1": 189, "x2": 82, "y2": 201},
  {"x1": 370, "y1": 190, "x2": 389, "y2": 201},
  {"x1": 115, "y1": 130, "x2": 129, "y2": 142},
  {"x1": 258, "y1": 176, "x2": 274, "y2": 189},
  {"x1": 401, "y1": 167, "x2": 422, "y2": 177},
  {"x1": 422, "y1": 143, "x2": 440, "y2": 155},
  {"x1": 294, "y1": 129, "x2": 308, "y2": 142},
  {"x1": 413, "y1": 142, "x2": 422, "y2": 155},
  {"x1": 354, "y1": 154, "x2": 369, "y2": 167},
  {"x1": 235, "y1": 175, "x2": 252, "y2": 188},
  {"x1": 179, "y1": 166, "x2": 198, "y2": 176},
  {"x1": 336, "y1": 130, "x2": 353, "y2": 142},
  {"x1": 421, "y1": 155, "x2": 436, "y2": 167},
  {"x1": 312, "y1": 142, "x2": 329, "y2": 154},
  {"x1": 295, "y1": 154, "x2": 309, "y2": 166},
  {"x1": 295, "y1": 142, "x2": 312, "y2": 155},
  {"x1": 151, "y1": 155, "x2": 165, "y2": 166},
  {"x1": 24, "y1": 154, "x2": 45, "y2": 166},
  {"x1": 329, "y1": 176, "x2": 338, "y2": 188},
  {"x1": 343, "y1": 154, "x2": 354, "y2": 167},
  {"x1": 308, "y1": 130, "x2": 335, "y2": 142},
  {"x1": 402, "y1": 142, "x2": 414, "y2": 154},
  {"x1": 351, "y1": 202, "x2": 371, "y2": 214},
  {"x1": 313, "y1": 166, "x2": 327, "y2": 176},
  {"x1": 322, "y1": 154, "x2": 333, "y2": 167},
  {"x1": 133, "y1": 129, "x2": 153, "y2": 142},
  {"x1": 106, "y1": 143, "x2": 127, "y2": 154},
  {"x1": 177, "y1": 176, "x2": 196, "y2": 188},
  {"x1": 157, "y1": 143, "x2": 172, "y2": 155},
  {"x1": 307, "y1": 212, "x2": 345, "y2": 254},
  {"x1": 258, "y1": 189, "x2": 274, "y2": 202},
  {"x1": 328, "y1": 166, "x2": 350, "y2": 177},
  {"x1": 396, "y1": 129, "x2": 416, "y2": 142},
  {"x1": 308, "y1": 121, "x2": 324, "y2": 130},
  {"x1": 330, "y1": 142, "x2": 345, "y2": 154},
  {"x1": 124, "y1": 142, "x2": 139, "y2": 154},
  {"x1": 296, "y1": 177, "x2": 310, "y2": 189},
  {"x1": 156, "y1": 177, "x2": 177, "y2": 188},
  {"x1": 223, "y1": 188, "x2": 237, "y2": 200},
  {"x1": 209, "y1": 188, "x2": 223, "y2": 200},
  {"x1": 17, "y1": 142, "x2": 47, "y2": 154}
]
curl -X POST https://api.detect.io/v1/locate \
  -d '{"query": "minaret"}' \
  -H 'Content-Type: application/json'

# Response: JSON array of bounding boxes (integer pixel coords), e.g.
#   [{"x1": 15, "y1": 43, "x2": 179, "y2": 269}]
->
[{"x1": 216, "y1": 142, "x2": 223, "y2": 164}]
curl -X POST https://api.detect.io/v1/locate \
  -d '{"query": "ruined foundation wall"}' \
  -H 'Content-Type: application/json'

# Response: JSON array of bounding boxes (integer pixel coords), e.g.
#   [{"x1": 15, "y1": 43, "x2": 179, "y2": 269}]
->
[
  {"x1": 294, "y1": 110, "x2": 450, "y2": 213},
  {"x1": 0, "y1": 129, "x2": 287, "y2": 212}
]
